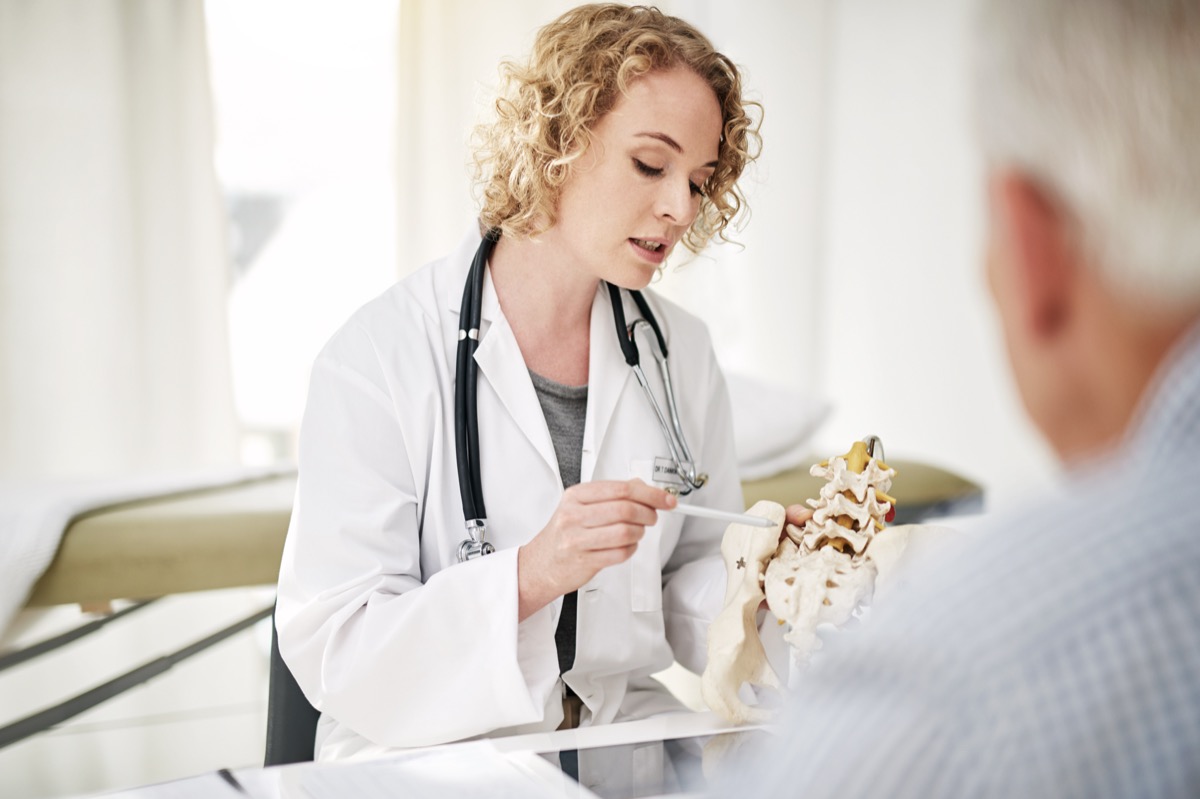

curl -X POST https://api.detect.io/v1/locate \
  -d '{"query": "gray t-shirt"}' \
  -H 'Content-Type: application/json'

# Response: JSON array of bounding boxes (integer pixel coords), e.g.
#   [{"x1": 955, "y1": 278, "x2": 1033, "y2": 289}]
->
[
  {"x1": 528, "y1": 370, "x2": 587, "y2": 489},
  {"x1": 528, "y1": 369, "x2": 588, "y2": 681}
]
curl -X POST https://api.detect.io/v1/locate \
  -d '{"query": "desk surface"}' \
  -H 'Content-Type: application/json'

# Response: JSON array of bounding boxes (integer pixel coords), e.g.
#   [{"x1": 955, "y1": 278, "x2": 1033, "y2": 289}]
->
[{"x1": 99, "y1": 711, "x2": 765, "y2": 799}]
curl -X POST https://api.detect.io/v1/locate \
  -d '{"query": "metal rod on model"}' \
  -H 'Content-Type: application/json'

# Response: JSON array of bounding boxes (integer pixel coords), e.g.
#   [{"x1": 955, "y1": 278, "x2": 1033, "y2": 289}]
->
[{"x1": 665, "y1": 504, "x2": 776, "y2": 528}]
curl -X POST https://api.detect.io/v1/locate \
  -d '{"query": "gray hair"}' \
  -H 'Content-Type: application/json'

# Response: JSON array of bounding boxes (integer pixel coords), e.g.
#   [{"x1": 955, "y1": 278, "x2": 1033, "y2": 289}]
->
[{"x1": 974, "y1": 0, "x2": 1200, "y2": 307}]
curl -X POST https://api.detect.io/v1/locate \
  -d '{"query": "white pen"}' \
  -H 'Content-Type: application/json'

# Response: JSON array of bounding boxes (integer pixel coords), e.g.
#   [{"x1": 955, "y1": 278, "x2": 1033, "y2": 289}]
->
[{"x1": 664, "y1": 503, "x2": 777, "y2": 528}]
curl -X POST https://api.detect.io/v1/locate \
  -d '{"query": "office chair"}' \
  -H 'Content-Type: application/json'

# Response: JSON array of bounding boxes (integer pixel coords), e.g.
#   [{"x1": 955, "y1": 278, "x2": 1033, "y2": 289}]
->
[{"x1": 264, "y1": 608, "x2": 321, "y2": 766}]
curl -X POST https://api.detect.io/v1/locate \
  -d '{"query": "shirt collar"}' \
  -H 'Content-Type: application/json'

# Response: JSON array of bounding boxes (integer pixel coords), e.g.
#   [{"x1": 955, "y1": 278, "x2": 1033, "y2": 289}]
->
[{"x1": 1123, "y1": 318, "x2": 1200, "y2": 462}]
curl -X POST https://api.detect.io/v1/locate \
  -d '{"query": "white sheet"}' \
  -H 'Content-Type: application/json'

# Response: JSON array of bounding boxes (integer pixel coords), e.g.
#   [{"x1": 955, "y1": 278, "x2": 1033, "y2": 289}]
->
[{"x1": 0, "y1": 464, "x2": 294, "y2": 636}]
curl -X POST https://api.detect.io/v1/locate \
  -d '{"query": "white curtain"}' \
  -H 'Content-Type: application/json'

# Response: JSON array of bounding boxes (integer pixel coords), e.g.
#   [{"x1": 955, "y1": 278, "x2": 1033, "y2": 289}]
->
[
  {"x1": 393, "y1": 0, "x2": 576, "y2": 272},
  {"x1": 0, "y1": 0, "x2": 239, "y2": 479}
]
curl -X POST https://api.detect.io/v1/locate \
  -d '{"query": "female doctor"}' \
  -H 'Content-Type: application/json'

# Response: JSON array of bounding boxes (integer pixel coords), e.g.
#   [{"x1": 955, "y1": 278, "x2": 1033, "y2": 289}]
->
[{"x1": 275, "y1": 3, "x2": 762, "y2": 761}]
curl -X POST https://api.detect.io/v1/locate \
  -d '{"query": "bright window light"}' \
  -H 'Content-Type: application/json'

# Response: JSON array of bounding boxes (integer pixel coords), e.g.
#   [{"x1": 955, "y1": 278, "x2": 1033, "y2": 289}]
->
[{"x1": 205, "y1": 0, "x2": 401, "y2": 464}]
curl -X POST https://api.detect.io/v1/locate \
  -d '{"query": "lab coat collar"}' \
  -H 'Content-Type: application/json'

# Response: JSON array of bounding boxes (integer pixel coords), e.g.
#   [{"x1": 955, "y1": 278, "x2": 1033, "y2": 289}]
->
[
  {"x1": 455, "y1": 228, "x2": 558, "y2": 479},
  {"x1": 444, "y1": 226, "x2": 490, "y2": 320}
]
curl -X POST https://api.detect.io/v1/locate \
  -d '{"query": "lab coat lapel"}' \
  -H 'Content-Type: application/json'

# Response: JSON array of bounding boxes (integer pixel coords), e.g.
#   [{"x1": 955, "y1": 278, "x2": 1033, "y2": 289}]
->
[
  {"x1": 471, "y1": 267, "x2": 560, "y2": 478},
  {"x1": 581, "y1": 285, "x2": 634, "y2": 484}
]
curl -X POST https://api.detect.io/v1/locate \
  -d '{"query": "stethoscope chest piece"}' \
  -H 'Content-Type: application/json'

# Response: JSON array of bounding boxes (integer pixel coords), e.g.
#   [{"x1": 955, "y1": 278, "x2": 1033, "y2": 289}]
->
[{"x1": 457, "y1": 519, "x2": 495, "y2": 562}]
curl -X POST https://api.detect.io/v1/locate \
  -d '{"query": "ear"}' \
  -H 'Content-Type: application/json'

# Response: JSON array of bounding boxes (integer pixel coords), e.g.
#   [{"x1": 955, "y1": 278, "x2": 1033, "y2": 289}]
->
[{"x1": 991, "y1": 171, "x2": 1077, "y2": 340}]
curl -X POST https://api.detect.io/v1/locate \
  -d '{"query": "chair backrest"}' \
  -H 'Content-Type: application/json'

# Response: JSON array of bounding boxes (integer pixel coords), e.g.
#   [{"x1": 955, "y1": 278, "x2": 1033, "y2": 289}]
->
[{"x1": 264, "y1": 609, "x2": 321, "y2": 766}]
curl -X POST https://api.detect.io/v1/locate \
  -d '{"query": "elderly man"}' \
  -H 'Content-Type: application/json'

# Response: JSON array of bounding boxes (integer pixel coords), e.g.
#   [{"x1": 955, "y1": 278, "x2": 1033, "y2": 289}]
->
[{"x1": 716, "y1": 0, "x2": 1200, "y2": 796}]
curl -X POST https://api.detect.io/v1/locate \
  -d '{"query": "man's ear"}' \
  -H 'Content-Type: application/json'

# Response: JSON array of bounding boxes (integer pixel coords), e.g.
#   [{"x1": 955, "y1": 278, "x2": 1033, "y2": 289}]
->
[{"x1": 992, "y1": 171, "x2": 1076, "y2": 340}]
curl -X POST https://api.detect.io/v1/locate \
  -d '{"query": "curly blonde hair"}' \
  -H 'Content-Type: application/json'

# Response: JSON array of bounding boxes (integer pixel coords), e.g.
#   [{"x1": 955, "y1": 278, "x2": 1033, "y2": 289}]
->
[{"x1": 472, "y1": 3, "x2": 762, "y2": 253}]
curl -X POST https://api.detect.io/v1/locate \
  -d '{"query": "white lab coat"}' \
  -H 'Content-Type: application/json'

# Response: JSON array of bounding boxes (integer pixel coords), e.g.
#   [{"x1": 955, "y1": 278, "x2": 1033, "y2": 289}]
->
[{"x1": 275, "y1": 229, "x2": 743, "y2": 760}]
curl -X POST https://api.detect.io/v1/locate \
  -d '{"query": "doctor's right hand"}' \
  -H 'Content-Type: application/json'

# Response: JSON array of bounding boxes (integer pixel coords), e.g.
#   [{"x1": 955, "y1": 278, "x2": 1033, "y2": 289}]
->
[{"x1": 516, "y1": 479, "x2": 675, "y2": 621}]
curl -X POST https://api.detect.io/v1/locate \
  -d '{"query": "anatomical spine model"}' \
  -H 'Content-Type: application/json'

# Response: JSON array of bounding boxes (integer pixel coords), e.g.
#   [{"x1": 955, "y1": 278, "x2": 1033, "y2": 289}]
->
[{"x1": 702, "y1": 441, "x2": 900, "y2": 724}]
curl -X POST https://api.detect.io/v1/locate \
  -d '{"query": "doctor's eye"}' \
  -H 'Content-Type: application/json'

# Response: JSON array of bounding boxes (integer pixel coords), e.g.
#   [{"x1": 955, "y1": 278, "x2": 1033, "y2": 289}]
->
[
  {"x1": 633, "y1": 159, "x2": 664, "y2": 178},
  {"x1": 635, "y1": 158, "x2": 705, "y2": 198}
]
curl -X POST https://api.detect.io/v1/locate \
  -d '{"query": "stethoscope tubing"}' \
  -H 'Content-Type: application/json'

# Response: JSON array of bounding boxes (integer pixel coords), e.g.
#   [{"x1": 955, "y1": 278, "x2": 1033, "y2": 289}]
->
[
  {"x1": 455, "y1": 231, "x2": 704, "y2": 561},
  {"x1": 455, "y1": 230, "x2": 497, "y2": 526},
  {"x1": 611, "y1": 284, "x2": 703, "y2": 490}
]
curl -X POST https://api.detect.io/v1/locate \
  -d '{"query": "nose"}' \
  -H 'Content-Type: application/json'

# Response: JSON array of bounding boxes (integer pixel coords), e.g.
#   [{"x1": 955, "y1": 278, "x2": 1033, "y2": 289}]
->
[{"x1": 655, "y1": 177, "x2": 698, "y2": 226}]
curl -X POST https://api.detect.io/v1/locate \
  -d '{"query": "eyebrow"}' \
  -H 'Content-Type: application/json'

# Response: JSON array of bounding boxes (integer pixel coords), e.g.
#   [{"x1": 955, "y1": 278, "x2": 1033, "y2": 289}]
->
[{"x1": 636, "y1": 132, "x2": 719, "y2": 168}]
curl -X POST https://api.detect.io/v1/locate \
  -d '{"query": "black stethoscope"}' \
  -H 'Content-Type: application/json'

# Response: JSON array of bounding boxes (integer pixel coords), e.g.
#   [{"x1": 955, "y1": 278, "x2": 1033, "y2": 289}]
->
[{"x1": 455, "y1": 231, "x2": 708, "y2": 562}]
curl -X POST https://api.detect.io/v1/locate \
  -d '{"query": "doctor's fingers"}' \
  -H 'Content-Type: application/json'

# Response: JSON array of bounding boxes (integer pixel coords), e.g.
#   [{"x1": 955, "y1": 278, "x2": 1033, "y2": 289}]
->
[
  {"x1": 568, "y1": 498, "x2": 660, "y2": 529},
  {"x1": 582, "y1": 540, "x2": 640, "y2": 569},
  {"x1": 571, "y1": 522, "x2": 647, "y2": 553},
  {"x1": 785, "y1": 504, "x2": 814, "y2": 528},
  {"x1": 567, "y1": 478, "x2": 676, "y2": 510}
]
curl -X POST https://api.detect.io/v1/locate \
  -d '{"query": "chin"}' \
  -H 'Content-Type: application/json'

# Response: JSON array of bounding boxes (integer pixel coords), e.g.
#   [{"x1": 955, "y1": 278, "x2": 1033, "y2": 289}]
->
[
  {"x1": 613, "y1": 273, "x2": 657, "y2": 292},
  {"x1": 600, "y1": 269, "x2": 647, "y2": 291},
  {"x1": 625, "y1": 259, "x2": 663, "y2": 290}
]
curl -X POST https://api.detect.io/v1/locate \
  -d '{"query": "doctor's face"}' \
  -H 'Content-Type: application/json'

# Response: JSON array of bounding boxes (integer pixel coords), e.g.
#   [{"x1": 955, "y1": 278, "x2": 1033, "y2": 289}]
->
[{"x1": 550, "y1": 67, "x2": 723, "y2": 289}]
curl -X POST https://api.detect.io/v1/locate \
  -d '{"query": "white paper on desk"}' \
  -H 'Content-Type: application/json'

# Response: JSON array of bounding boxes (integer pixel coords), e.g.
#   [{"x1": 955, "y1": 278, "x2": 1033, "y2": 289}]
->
[
  {"x1": 98, "y1": 770, "x2": 250, "y2": 798},
  {"x1": 299, "y1": 744, "x2": 593, "y2": 799}
]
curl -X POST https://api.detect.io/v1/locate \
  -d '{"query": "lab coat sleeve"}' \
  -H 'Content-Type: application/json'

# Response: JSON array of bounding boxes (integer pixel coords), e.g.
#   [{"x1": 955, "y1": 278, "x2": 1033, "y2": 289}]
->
[
  {"x1": 660, "y1": 322, "x2": 743, "y2": 676},
  {"x1": 275, "y1": 321, "x2": 561, "y2": 749}
]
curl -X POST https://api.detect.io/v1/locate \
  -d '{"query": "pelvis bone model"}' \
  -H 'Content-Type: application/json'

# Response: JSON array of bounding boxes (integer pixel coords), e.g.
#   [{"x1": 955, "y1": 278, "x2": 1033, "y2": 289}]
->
[{"x1": 702, "y1": 440, "x2": 910, "y2": 724}]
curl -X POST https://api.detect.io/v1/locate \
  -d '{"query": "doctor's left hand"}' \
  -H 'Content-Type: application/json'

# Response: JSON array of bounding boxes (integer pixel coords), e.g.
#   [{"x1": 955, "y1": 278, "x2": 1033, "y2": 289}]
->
[{"x1": 516, "y1": 479, "x2": 676, "y2": 621}]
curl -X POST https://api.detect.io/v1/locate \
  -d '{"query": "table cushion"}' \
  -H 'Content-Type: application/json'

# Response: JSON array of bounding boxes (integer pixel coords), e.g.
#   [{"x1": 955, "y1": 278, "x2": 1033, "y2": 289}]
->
[{"x1": 24, "y1": 475, "x2": 296, "y2": 607}]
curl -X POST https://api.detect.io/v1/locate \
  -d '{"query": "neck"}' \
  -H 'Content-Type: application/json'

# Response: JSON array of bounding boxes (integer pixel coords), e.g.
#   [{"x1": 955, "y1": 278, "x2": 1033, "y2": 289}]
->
[
  {"x1": 1054, "y1": 285, "x2": 1197, "y2": 463},
  {"x1": 488, "y1": 232, "x2": 597, "y2": 386}
]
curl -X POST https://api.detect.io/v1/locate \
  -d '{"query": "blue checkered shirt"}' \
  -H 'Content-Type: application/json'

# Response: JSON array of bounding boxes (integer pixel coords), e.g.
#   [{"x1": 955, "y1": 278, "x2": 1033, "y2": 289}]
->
[{"x1": 713, "y1": 324, "x2": 1200, "y2": 798}]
